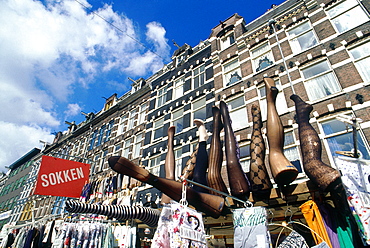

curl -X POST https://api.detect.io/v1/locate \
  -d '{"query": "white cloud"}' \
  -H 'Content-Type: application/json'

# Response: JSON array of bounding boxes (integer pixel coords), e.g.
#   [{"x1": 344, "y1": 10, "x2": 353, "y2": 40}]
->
[
  {"x1": 0, "y1": 121, "x2": 54, "y2": 172},
  {"x1": 64, "y1": 103, "x2": 82, "y2": 118},
  {"x1": 0, "y1": 0, "x2": 171, "y2": 169}
]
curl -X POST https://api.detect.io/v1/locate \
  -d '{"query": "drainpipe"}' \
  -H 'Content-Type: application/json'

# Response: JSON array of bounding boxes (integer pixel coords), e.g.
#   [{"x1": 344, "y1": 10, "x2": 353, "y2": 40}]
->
[{"x1": 268, "y1": 19, "x2": 296, "y2": 95}]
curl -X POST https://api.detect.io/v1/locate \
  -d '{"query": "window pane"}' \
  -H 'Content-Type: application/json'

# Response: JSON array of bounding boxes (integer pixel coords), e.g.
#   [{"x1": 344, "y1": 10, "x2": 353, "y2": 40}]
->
[
  {"x1": 194, "y1": 107, "x2": 206, "y2": 120},
  {"x1": 240, "y1": 144, "x2": 250, "y2": 158},
  {"x1": 327, "y1": 132, "x2": 370, "y2": 159},
  {"x1": 327, "y1": 0, "x2": 357, "y2": 17},
  {"x1": 229, "y1": 108, "x2": 248, "y2": 130},
  {"x1": 193, "y1": 98, "x2": 206, "y2": 110},
  {"x1": 302, "y1": 61, "x2": 330, "y2": 79},
  {"x1": 322, "y1": 118, "x2": 348, "y2": 135},
  {"x1": 296, "y1": 31, "x2": 318, "y2": 51},
  {"x1": 331, "y1": 6, "x2": 368, "y2": 33},
  {"x1": 305, "y1": 72, "x2": 340, "y2": 100},
  {"x1": 228, "y1": 97, "x2": 244, "y2": 110},
  {"x1": 350, "y1": 42, "x2": 370, "y2": 59}
]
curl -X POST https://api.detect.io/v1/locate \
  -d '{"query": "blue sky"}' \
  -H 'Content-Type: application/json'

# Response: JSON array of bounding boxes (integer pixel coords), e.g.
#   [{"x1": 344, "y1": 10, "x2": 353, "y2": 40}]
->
[{"x1": 0, "y1": 0, "x2": 285, "y2": 171}]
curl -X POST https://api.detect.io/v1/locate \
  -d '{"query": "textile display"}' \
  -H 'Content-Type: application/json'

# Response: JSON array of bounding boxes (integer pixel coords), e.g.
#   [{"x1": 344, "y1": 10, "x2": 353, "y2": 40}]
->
[
  {"x1": 316, "y1": 203, "x2": 340, "y2": 248},
  {"x1": 151, "y1": 203, "x2": 207, "y2": 248},
  {"x1": 299, "y1": 200, "x2": 332, "y2": 248},
  {"x1": 334, "y1": 157, "x2": 370, "y2": 245},
  {"x1": 232, "y1": 206, "x2": 271, "y2": 248},
  {"x1": 276, "y1": 230, "x2": 308, "y2": 248}
]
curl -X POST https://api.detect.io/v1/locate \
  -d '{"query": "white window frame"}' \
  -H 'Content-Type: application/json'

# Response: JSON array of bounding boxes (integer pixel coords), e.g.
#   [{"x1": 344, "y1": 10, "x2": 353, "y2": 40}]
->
[
  {"x1": 258, "y1": 79, "x2": 288, "y2": 120},
  {"x1": 193, "y1": 64, "x2": 206, "y2": 89},
  {"x1": 173, "y1": 77, "x2": 185, "y2": 99},
  {"x1": 192, "y1": 97, "x2": 207, "y2": 122},
  {"x1": 118, "y1": 114, "x2": 128, "y2": 135},
  {"x1": 172, "y1": 108, "x2": 184, "y2": 134},
  {"x1": 301, "y1": 60, "x2": 341, "y2": 101},
  {"x1": 239, "y1": 143, "x2": 251, "y2": 173},
  {"x1": 287, "y1": 21, "x2": 319, "y2": 54},
  {"x1": 226, "y1": 95, "x2": 249, "y2": 131},
  {"x1": 251, "y1": 42, "x2": 274, "y2": 73},
  {"x1": 153, "y1": 117, "x2": 164, "y2": 141},
  {"x1": 148, "y1": 156, "x2": 161, "y2": 176},
  {"x1": 174, "y1": 147, "x2": 183, "y2": 179},
  {"x1": 138, "y1": 103, "x2": 148, "y2": 125},
  {"x1": 223, "y1": 59, "x2": 242, "y2": 87},
  {"x1": 133, "y1": 133, "x2": 144, "y2": 159},
  {"x1": 123, "y1": 139, "x2": 131, "y2": 158},
  {"x1": 283, "y1": 131, "x2": 304, "y2": 177},
  {"x1": 157, "y1": 86, "x2": 168, "y2": 108},
  {"x1": 221, "y1": 32, "x2": 235, "y2": 50},
  {"x1": 319, "y1": 114, "x2": 370, "y2": 164},
  {"x1": 128, "y1": 109, "x2": 137, "y2": 130},
  {"x1": 327, "y1": 0, "x2": 369, "y2": 34},
  {"x1": 349, "y1": 41, "x2": 370, "y2": 84}
]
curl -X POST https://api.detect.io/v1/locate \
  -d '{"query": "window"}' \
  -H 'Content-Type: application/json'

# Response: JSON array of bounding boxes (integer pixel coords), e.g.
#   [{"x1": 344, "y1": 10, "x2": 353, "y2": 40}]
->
[
  {"x1": 327, "y1": 0, "x2": 369, "y2": 34},
  {"x1": 174, "y1": 148, "x2": 183, "y2": 179},
  {"x1": 133, "y1": 133, "x2": 144, "y2": 158},
  {"x1": 176, "y1": 54, "x2": 185, "y2": 67},
  {"x1": 173, "y1": 109, "x2": 184, "y2": 134},
  {"x1": 223, "y1": 60, "x2": 242, "y2": 86},
  {"x1": 287, "y1": 21, "x2": 318, "y2": 53},
  {"x1": 157, "y1": 85, "x2": 169, "y2": 107},
  {"x1": 138, "y1": 103, "x2": 148, "y2": 125},
  {"x1": 193, "y1": 65, "x2": 205, "y2": 89},
  {"x1": 251, "y1": 42, "x2": 274, "y2": 72},
  {"x1": 114, "y1": 143, "x2": 121, "y2": 155},
  {"x1": 226, "y1": 96, "x2": 248, "y2": 131},
  {"x1": 349, "y1": 42, "x2": 370, "y2": 83},
  {"x1": 174, "y1": 77, "x2": 185, "y2": 99},
  {"x1": 148, "y1": 156, "x2": 161, "y2": 176},
  {"x1": 153, "y1": 118, "x2": 164, "y2": 141},
  {"x1": 321, "y1": 116, "x2": 370, "y2": 160},
  {"x1": 258, "y1": 80, "x2": 288, "y2": 120},
  {"x1": 239, "y1": 143, "x2": 251, "y2": 172},
  {"x1": 123, "y1": 139, "x2": 131, "y2": 158},
  {"x1": 128, "y1": 109, "x2": 137, "y2": 130},
  {"x1": 94, "y1": 154, "x2": 101, "y2": 173},
  {"x1": 301, "y1": 60, "x2": 341, "y2": 101},
  {"x1": 105, "y1": 120, "x2": 114, "y2": 142},
  {"x1": 96, "y1": 125, "x2": 106, "y2": 147},
  {"x1": 88, "y1": 130, "x2": 98, "y2": 150},
  {"x1": 221, "y1": 33, "x2": 235, "y2": 50},
  {"x1": 193, "y1": 97, "x2": 207, "y2": 121},
  {"x1": 101, "y1": 149, "x2": 109, "y2": 170},
  {"x1": 283, "y1": 131, "x2": 303, "y2": 173},
  {"x1": 119, "y1": 114, "x2": 128, "y2": 135}
]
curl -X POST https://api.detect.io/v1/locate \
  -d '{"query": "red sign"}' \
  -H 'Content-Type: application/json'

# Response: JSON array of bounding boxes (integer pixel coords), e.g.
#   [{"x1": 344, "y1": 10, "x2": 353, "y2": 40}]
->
[{"x1": 34, "y1": 156, "x2": 90, "y2": 198}]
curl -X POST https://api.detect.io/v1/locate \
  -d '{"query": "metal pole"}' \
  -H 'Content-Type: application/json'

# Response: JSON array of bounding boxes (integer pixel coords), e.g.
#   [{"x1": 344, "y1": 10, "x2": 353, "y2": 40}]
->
[
  {"x1": 183, "y1": 178, "x2": 253, "y2": 207},
  {"x1": 352, "y1": 117, "x2": 359, "y2": 158},
  {"x1": 269, "y1": 19, "x2": 296, "y2": 95}
]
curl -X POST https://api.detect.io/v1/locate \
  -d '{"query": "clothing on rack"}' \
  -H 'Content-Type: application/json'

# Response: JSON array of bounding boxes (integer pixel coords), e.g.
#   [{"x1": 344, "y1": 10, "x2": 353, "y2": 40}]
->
[
  {"x1": 334, "y1": 157, "x2": 370, "y2": 246},
  {"x1": 65, "y1": 200, "x2": 160, "y2": 227},
  {"x1": 151, "y1": 203, "x2": 207, "y2": 248},
  {"x1": 276, "y1": 230, "x2": 307, "y2": 248},
  {"x1": 233, "y1": 206, "x2": 271, "y2": 248},
  {"x1": 299, "y1": 200, "x2": 332, "y2": 248}
]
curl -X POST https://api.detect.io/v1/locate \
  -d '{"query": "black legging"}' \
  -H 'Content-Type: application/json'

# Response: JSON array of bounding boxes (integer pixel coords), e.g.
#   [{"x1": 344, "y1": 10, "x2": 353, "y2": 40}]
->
[{"x1": 192, "y1": 141, "x2": 209, "y2": 193}]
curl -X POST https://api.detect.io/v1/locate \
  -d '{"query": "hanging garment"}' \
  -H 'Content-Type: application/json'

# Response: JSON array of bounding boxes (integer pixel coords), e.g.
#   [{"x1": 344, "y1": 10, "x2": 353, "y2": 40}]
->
[
  {"x1": 65, "y1": 200, "x2": 160, "y2": 227},
  {"x1": 316, "y1": 203, "x2": 340, "y2": 248},
  {"x1": 233, "y1": 206, "x2": 271, "y2": 248},
  {"x1": 311, "y1": 242, "x2": 330, "y2": 248},
  {"x1": 334, "y1": 157, "x2": 370, "y2": 246},
  {"x1": 299, "y1": 200, "x2": 332, "y2": 248},
  {"x1": 276, "y1": 230, "x2": 308, "y2": 248},
  {"x1": 151, "y1": 203, "x2": 207, "y2": 248}
]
